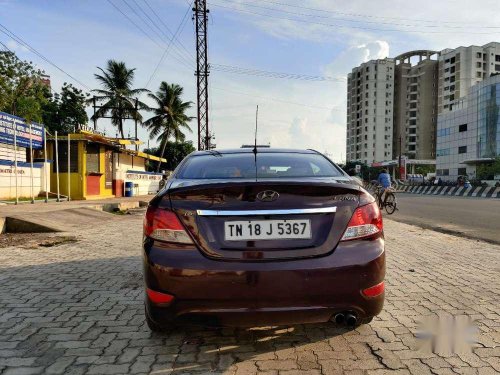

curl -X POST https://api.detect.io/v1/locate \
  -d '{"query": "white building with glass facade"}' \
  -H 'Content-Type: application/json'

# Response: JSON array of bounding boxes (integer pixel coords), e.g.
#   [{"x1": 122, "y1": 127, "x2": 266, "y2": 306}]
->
[
  {"x1": 438, "y1": 42, "x2": 500, "y2": 114},
  {"x1": 436, "y1": 74, "x2": 500, "y2": 181}
]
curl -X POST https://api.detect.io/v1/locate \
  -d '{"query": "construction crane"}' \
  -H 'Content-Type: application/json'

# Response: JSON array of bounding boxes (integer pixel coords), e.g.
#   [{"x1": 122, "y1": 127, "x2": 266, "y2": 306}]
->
[{"x1": 193, "y1": 0, "x2": 209, "y2": 150}]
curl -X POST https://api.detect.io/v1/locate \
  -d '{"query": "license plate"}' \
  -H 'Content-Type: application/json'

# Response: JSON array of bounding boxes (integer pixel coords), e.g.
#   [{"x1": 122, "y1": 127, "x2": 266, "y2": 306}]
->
[{"x1": 224, "y1": 219, "x2": 311, "y2": 241}]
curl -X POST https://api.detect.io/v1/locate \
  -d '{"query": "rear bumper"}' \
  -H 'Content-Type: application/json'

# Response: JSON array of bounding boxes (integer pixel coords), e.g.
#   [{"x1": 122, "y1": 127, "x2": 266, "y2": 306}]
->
[{"x1": 143, "y1": 237, "x2": 385, "y2": 327}]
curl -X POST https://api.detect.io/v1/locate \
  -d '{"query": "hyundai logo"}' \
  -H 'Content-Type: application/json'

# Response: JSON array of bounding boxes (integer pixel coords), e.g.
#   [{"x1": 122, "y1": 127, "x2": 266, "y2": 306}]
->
[{"x1": 256, "y1": 190, "x2": 279, "y2": 202}]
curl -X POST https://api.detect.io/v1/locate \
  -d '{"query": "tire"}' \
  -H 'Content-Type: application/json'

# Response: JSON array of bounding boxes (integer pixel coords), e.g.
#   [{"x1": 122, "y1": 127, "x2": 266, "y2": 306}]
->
[
  {"x1": 144, "y1": 305, "x2": 171, "y2": 333},
  {"x1": 384, "y1": 193, "x2": 397, "y2": 215}
]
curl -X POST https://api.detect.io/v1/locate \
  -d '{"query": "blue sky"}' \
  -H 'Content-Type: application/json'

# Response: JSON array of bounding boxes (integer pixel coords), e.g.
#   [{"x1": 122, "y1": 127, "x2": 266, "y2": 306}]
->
[{"x1": 3, "y1": 0, "x2": 500, "y2": 161}]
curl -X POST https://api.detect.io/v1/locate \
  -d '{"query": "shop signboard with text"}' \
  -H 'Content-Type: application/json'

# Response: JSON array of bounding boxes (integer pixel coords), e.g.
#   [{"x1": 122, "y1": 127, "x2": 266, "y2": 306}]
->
[{"x1": 0, "y1": 111, "x2": 44, "y2": 149}]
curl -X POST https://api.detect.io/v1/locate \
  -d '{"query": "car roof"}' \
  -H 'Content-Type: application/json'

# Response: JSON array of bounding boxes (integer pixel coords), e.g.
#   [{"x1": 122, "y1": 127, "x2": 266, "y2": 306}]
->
[{"x1": 190, "y1": 148, "x2": 321, "y2": 156}]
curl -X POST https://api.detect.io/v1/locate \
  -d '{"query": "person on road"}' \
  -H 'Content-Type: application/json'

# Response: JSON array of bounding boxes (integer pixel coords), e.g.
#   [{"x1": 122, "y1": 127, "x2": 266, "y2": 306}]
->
[
  {"x1": 377, "y1": 169, "x2": 392, "y2": 206},
  {"x1": 158, "y1": 174, "x2": 168, "y2": 191}
]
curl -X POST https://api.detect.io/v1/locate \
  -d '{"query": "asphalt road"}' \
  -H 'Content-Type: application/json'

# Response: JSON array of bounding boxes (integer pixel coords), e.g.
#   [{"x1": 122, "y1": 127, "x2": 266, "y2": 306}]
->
[{"x1": 388, "y1": 193, "x2": 500, "y2": 244}]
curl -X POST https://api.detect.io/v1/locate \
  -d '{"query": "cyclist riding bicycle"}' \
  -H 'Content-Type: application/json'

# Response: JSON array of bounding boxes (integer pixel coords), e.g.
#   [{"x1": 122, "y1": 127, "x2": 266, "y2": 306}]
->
[{"x1": 377, "y1": 169, "x2": 391, "y2": 206}]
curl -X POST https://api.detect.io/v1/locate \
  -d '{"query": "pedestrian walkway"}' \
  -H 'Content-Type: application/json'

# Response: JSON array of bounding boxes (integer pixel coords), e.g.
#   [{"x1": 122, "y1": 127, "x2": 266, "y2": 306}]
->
[
  {"x1": 0, "y1": 195, "x2": 153, "y2": 234},
  {"x1": 1, "y1": 216, "x2": 498, "y2": 374},
  {"x1": 0, "y1": 195, "x2": 153, "y2": 218}
]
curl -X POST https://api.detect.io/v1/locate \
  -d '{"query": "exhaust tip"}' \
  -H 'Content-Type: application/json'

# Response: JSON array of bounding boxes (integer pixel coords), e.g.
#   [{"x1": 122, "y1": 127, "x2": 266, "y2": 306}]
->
[
  {"x1": 334, "y1": 313, "x2": 345, "y2": 324},
  {"x1": 345, "y1": 313, "x2": 358, "y2": 327}
]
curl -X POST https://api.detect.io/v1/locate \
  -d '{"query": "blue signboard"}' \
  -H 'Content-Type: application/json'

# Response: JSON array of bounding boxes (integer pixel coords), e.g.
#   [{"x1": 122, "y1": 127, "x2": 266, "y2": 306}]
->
[{"x1": 0, "y1": 111, "x2": 44, "y2": 149}]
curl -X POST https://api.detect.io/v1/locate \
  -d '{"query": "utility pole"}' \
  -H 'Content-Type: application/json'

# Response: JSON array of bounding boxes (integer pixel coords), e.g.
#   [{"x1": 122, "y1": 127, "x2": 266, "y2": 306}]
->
[
  {"x1": 193, "y1": 0, "x2": 210, "y2": 150},
  {"x1": 399, "y1": 135, "x2": 403, "y2": 179},
  {"x1": 92, "y1": 96, "x2": 97, "y2": 131},
  {"x1": 134, "y1": 98, "x2": 139, "y2": 151}
]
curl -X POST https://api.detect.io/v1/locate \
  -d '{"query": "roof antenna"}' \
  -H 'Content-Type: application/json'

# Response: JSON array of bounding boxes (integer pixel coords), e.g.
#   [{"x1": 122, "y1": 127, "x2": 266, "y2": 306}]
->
[
  {"x1": 253, "y1": 105, "x2": 258, "y2": 155},
  {"x1": 253, "y1": 105, "x2": 258, "y2": 180}
]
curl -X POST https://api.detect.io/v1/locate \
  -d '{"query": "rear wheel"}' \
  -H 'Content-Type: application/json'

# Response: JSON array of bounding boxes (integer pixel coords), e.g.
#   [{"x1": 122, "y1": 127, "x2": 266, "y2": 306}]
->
[{"x1": 384, "y1": 193, "x2": 397, "y2": 215}]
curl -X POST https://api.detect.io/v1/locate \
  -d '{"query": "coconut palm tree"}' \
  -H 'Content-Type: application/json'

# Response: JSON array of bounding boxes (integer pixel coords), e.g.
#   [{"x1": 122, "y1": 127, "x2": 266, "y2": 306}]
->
[
  {"x1": 90, "y1": 60, "x2": 148, "y2": 138},
  {"x1": 143, "y1": 82, "x2": 193, "y2": 171}
]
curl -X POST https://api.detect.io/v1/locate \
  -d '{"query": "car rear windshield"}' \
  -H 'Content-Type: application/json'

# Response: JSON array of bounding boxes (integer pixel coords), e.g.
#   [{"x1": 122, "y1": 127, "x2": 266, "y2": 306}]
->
[{"x1": 177, "y1": 152, "x2": 344, "y2": 179}]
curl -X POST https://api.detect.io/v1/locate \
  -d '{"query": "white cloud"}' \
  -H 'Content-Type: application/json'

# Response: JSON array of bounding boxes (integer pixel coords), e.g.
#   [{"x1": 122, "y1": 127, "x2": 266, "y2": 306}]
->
[
  {"x1": 359, "y1": 40, "x2": 390, "y2": 61},
  {"x1": 323, "y1": 40, "x2": 391, "y2": 78}
]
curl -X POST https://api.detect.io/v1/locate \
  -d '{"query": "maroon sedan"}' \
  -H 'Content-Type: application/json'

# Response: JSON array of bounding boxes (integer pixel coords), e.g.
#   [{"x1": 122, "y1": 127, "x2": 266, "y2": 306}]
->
[{"x1": 143, "y1": 148, "x2": 385, "y2": 330}]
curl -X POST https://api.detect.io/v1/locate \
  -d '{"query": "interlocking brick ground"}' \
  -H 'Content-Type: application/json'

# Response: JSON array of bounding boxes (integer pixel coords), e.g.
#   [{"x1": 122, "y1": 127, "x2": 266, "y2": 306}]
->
[{"x1": 0, "y1": 209, "x2": 498, "y2": 374}]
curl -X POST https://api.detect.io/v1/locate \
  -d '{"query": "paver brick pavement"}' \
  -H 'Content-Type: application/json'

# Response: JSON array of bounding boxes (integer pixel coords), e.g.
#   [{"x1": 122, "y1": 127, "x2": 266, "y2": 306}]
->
[{"x1": 0, "y1": 209, "x2": 499, "y2": 374}]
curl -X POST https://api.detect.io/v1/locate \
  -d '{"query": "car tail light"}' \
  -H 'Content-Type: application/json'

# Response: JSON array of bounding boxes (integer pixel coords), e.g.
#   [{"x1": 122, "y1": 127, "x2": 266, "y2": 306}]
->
[
  {"x1": 146, "y1": 288, "x2": 175, "y2": 304},
  {"x1": 362, "y1": 281, "x2": 385, "y2": 298},
  {"x1": 144, "y1": 206, "x2": 193, "y2": 244},
  {"x1": 341, "y1": 202, "x2": 383, "y2": 241}
]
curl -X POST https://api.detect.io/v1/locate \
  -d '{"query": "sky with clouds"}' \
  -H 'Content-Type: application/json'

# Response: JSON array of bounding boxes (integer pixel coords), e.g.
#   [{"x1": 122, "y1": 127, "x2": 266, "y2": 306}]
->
[{"x1": 2, "y1": 0, "x2": 500, "y2": 161}]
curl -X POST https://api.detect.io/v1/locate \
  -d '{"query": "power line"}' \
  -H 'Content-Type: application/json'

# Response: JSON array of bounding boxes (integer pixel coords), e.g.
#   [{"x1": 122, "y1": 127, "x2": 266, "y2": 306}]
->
[
  {"x1": 107, "y1": 0, "x2": 193, "y2": 70},
  {"x1": 107, "y1": 0, "x2": 163, "y2": 48},
  {"x1": 209, "y1": 2, "x2": 500, "y2": 35},
  {"x1": 141, "y1": 0, "x2": 197, "y2": 61},
  {"x1": 253, "y1": 0, "x2": 496, "y2": 26},
  {"x1": 216, "y1": 0, "x2": 500, "y2": 30},
  {"x1": 211, "y1": 86, "x2": 342, "y2": 111},
  {"x1": 144, "y1": 0, "x2": 194, "y2": 88},
  {"x1": 0, "y1": 23, "x2": 90, "y2": 90},
  {"x1": 121, "y1": 0, "x2": 195, "y2": 67},
  {"x1": 0, "y1": 40, "x2": 12, "y2": 51},
  {"x1": 211, "y1": 63, "x2": 345, "y2": 82}
]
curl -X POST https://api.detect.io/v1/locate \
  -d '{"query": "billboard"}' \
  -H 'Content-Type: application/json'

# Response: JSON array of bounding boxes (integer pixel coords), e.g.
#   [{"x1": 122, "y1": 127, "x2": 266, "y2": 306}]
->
[{"x1": 0, "y1": 111, "x2": 44, "y2": 149}]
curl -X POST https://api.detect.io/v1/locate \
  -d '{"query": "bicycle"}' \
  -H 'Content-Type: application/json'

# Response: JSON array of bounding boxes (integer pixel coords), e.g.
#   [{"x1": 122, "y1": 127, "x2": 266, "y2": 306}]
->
[{"x1": 374, "y1": 185, "x2": 398, "y2": 215}]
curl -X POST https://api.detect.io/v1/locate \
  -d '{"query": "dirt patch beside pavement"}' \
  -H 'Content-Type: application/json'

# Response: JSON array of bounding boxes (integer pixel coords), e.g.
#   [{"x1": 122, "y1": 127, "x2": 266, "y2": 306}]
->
[{"x1": 0, "y1": 233, "x2": 78, "y2": 249}]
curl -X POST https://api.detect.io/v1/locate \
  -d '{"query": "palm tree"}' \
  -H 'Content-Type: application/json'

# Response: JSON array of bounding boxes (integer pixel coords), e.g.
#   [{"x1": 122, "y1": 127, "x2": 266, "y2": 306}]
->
[
  {"x1": 90, "y1": 60, "x2": 148, "y2": 138},
  {"x1": 143, "y1": 82, "x2": 193, "y2": 171}
]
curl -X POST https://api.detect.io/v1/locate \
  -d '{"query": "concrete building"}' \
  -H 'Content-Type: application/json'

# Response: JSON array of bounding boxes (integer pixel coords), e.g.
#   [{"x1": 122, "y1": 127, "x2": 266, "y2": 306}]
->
[
  {"x1": 438, "y1": 42, "x2": 500, "y2": 114},
  {"x1": 436, "y1": 74, "x2": 500, "y2": 181},
  {"x1": 346, "y1": 51, "x2": 438, "y2": 166},
  {"x1": 346, "y1": 58, "x2": 395, "y2": 164},
  {"x1": 393, "y1": 51, "x2": 439, "y2": 161},
  {"x1": 46, "y1": 131, "x2": 166, "y2": 200},
  {"x1": 346, "y1": 42, "x2": 500, "y2": 176}
]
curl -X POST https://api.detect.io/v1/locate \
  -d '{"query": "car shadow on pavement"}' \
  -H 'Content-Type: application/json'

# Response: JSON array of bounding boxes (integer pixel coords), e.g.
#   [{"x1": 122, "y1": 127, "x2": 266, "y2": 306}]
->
[
  {"x1": 148, "y1": 322, "x2": 355, "y2": 374},
  {"x1": 0, "y1": 255, "x2": 359, "y2": 374}
]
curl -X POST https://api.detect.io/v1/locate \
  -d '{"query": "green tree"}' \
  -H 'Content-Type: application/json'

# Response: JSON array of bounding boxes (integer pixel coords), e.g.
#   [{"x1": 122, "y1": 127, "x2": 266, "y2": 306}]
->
[
  {"x1": 340, "y1": 161, "x2": 383, "y2": 182},
  {"x1": 42, "y1": 83, "x2": 89, "y2": 134},
  {"x1": 143, "y1": 82, "x2": 193, "y2": 171},
  {"x1": 90, "y1": 60, "x2": 148, "y2": 138},
  {"x1": 476, "y1": 157, "x2": 500, "y2": 180},
  {"x1": 57, "y1": 83, "x2": 89, "y2": 131},
  {"x1": 414, "y1": 165, "x2": 436, "y2": 176},
  {"x1": 144, "y1": 140, "x2": 195, "y2": 172},
  {"x1": 0, "y1": 51, "x2": 50, "y2": 121}
]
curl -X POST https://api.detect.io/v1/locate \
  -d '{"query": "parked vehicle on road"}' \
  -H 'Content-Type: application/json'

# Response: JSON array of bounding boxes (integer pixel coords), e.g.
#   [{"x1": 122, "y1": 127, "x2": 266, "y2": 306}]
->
[{"x1": 143, "y1": 148, "x2": 385, "y2": 330}]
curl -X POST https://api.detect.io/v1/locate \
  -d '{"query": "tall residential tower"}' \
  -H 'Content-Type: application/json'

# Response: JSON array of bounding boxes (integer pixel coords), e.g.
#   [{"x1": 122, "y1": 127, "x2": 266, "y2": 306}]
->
[
  {"x1": 346, "y1": 58, "x2": 395, "y2": 165},
  {"x1": 393, "y1": 50, "x2": 439, "y2": 161}
]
